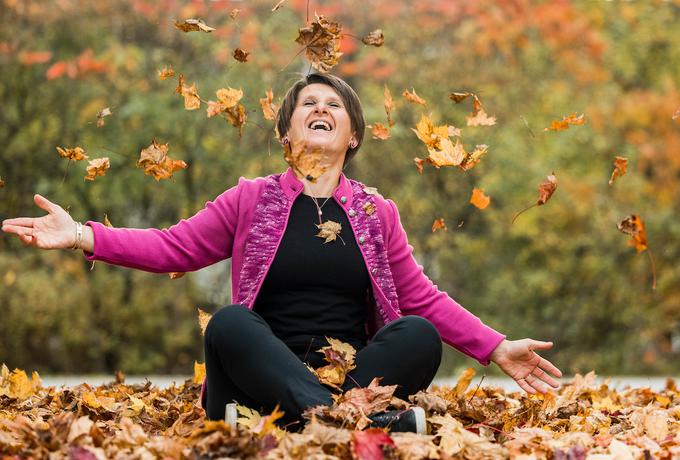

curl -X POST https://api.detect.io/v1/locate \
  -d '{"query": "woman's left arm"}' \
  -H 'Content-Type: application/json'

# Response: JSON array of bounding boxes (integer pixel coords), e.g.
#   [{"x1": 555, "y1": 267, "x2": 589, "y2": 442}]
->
[{"x1": 383, "y1": 199, "x2": 561, "y2": 392}]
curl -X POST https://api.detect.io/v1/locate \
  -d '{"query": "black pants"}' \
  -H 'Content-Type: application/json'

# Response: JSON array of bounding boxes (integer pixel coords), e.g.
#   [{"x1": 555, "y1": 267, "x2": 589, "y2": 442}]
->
[{"x1": 203, "y1": 304, "x2": 443, "y2": 428}]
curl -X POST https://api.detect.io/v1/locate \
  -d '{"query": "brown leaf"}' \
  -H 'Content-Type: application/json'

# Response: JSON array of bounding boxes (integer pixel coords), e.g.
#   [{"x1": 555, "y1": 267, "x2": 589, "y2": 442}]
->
[
  {"x1": 56, "y1": 146, "x2": 88, "y2": 161},
  {"x1": 544, "y1": 113, "x2": 587, "y2": 131},
  {"x1": 368, "y1": 122, "x2": 390, "y2": 140},
  {"x1": 466, "y1": 95, "x2": 496, "y2": 127},
  {"x1": 361, "y1": 29, "x2": 384, "y2": 47},
  {"x1": 427, "y1": 138, "x2": 465, "y2": 167},
  {"x1": 283, "y1": 140, "x2": 328, "y2": 182},
  {"x1": 84, "y1": 157, "x2": 110, "y2": 181},
  {"x1": 608, "y1": 156, "x2": 628, "y2": 186},
  {"x1": 316, "y1": 220, "x2": 342, "y2": 243},
  {"x1": 458, "y1": 144, "x2": 488, "y2": 171},
  {"x1": 0, "y1": 177, "x2": 4, "y2": 188},
  {"x1": 233, "y1": 48, "x2": 250, "y2": 62},
  {"x1": 175, "y1": 74, "x2": 201, "y2": 110},
  {"x1": 225, "y1": 104, "x2": 248, "y2": 137},
  {"x1": 432, "y1": 218, "x2": 447, "y2": 232},
  {"x1": 259, "y1": 88, "x2": 278, "y2": 121},
  {"x1": 174, "y1": 18, "x2": 215, "y2": 33},
  {"x1": 414, "y1": 157, "x2": 425, "y2": 174},
  {"x1": 538, "y1": 173, "x2": 558, "y2": 205},
  {"x1": 617, "y1": 214, "x2": 648, "y2": 253},
  {"x1": 336, "y1": 378, "x2": 397, "y2": 430},
  {"x1": 363, "y1": 202, "x2": 376, "y2": 215},
  {"x1": 295, "y1": 14, "x2": 343, "y2": 72},
  {"x1": 402, "y1": 88, "x2": 426, "y2": 106},
  {"x1": 470, "y1": 187, "x2": 491, "y2": 210},
  {"x1": 158, "y1": 66, "x2": 175, "y2": 80},
  {"x1": 96, "y1": 107, "x2": 112, "y2": 127},
  {"x1": 409, "y1": 391, "x2": 449, "y2": 413},
  {"x1": 136, "y1": 138, "x2": 187, "y2": 181},
  {"x1": 313, "y1": 338, "x2": 357, "y2": 390},
  {"x1": 197, "y1": 308, "x2": 212, "y2": 336},
  {"x1": 384, "y1": 86, "x2": 395, "y2": 127},
  {"x1": 449, "y1": 92, "x2": 474, "y2": 103},
  {"x1": 229, "y1": 8, "x2": 241, "y2": 19}
]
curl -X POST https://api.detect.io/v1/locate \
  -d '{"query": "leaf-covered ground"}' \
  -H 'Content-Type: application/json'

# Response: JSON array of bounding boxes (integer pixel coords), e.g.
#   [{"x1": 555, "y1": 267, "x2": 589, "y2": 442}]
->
[{"x1": 1, "y1": 365, "x2": 678, "y2": 459}]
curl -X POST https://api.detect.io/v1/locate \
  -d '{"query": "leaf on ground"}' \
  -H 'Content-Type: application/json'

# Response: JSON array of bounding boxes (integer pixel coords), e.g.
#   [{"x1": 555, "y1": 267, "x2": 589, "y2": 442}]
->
[
  {"x1": 84, "y1": 157, "x2": 110, "y2": 181},
  {"x1": 608, "y1": 156, "x2": 628, "y2": 186},
  {"x1": 352, "y1": 428, "x2": 394, "y2": 460},
  {"x1": 295, "y1": 14, "x2": 343, "y2": 72},
  {"x1": 174, "y1": 18, "x2": 215, "y2": 33},
  {"x1": 470, "y1": 188, "x2": 491, "y2": 210},
  {"x1": 136, "y1": 138, "x2": 187, "y2": 181},
  {"x1": 544, "y1": 113, "x2": 586, "y2": 131}
]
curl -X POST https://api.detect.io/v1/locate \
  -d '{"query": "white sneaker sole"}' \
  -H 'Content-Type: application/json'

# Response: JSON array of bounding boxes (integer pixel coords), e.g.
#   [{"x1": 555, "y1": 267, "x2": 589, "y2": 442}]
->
[
  {"x1": 412, "y1": 406, "x2": 426, "y2": 435},
  {"x1": 225, "y1": 402, "x2": 238, "y2": 427}
]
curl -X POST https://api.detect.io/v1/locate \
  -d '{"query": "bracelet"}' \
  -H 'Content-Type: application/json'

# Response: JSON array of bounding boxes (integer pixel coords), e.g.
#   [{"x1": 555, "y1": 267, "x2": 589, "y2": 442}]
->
[{"x1": 71, "y1": 221, "x2": 83, "y2": 250}]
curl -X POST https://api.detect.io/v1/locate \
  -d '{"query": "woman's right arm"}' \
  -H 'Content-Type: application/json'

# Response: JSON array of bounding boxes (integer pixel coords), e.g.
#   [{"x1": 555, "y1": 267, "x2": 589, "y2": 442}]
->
[{"x1": 2, "y1": 186, "x2": 241, "y2": 273}]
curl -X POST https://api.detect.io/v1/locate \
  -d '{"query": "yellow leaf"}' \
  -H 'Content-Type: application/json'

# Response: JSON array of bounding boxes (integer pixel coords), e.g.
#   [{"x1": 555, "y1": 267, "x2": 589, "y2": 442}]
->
[
  {"x1": 470, "y1": 188, "x2": 491, "y2": 210},
  {"x1": 197, "y1": 308, "x2": 212, "y2": 336},
  {"x1": 193, "y1": 361, "x2": 206, "y2": 384}
]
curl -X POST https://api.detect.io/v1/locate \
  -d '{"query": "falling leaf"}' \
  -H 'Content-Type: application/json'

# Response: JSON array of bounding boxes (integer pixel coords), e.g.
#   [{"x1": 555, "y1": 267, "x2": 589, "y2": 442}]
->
[
  {"x1": 84, "y1": 157, "x2": 110, "y2": 181},
  {"x1": 608, "y1": 156, "x2": 628, "y2": 186},
  {"x1": 544, "y1": 113, "x2": 586, "y2": 131},
  {"x1": 673, "y1": 107, "x2": 680, "y2": 120},
  {"x1": 402, "y1": 88, "x2": 426, "y2": 106},
  {"x1": 352, "y1": 429, "x2": 395, "y2": 460},
  {"x1": 271, "y1": 0, "x2": 285, "y2": 11},
  {"x1": 0, "y1": 177, "x2": 5, "y2": 188},
  {"x1": 283, "y1": 140, "x2": 328, "y2": 182},
  {"x1": 217, "y1": 86, "x2": 245, "y2": 107},
  {"x1": 466, "y1": 95, "x2": 496, "y2": 127},
  {"x1": 617, "y1": 214, "x2": 648, "y2": 253},
  {"x1": 414, "y1": 157, "x2": 425, "y2": 174},
  {"x1": 175, "y1": 74, "x2": 201, "y2": 110},
  {"x1": 96, "y1": 107, "x2": 112, "y2": 127},
  {"x1": 197, "y1": 308, "x2": 212, "y2": 336},
  {"x1": 158, "y1": 66, "x2": 175, "y2": 80},
  {"x1": 193, "y1": 361, "x2": 205, "y2": 385},
  {"x1": 361, "y1": 29, "x2": 384, "y2": 47},
  {"x1": 168, "y1": 272, "x2": 185, "y2": 279},
  {"x1": 363, "y1": 202, "x2": 376, "y2": 215},
  {"x1": 449, "y1": 92, "x2": 474, "y2": 103},
  {"x1": 411, "y1": 114, "x2": 449, "y2": 150},
  {"x1": 225, "y1": 104, "x2": 247, "y2": 137},
  {"x1": 512, "y1": 173, "x2": 557, "y2": 224},
  {"x1": 103, "y1": 214, "x2": 113, "y2": 227},
  {"x1": 470, "y1": 188, "x2": 490, "y2": 210},
  {"x1": 295, "y1": 14, "x2": 343, "y2": 72},
  {"x1": 56, "y1": 146, "x2": 88, "y2": 161},
  {"x1": 316, "y1": 220, "x2": 342, "y2": 243},
  {"x1": 259, "y1": 88, "x2": 278, "y2": 121},
  {"x1": 174, "y1": 18, "x2": 215, "y2": 33},
  {"x1": 384, "y1": 86, "x2": 395, "y2": 127},
  {"x1": 313, "y1": 338, "x2": 357, "y2": 390},
  {"x1": 136, "y1": 138, "x2": 187, "y2": 181},
  {"x1": 233, "y1": 48, "x2": 250, "y2": 62},
  {"x1": 432, "y1": 218, "x2": 447, "y2": 232},
  {"x1": 427, "y1": 138, "x2": 465, "y2": 167},
  {"x1": 453, "y1": 367, "x2": 476, "y2": 396},
  {"x1": 459, "y1": 144, "x2": 488, "y2": 171},
  {"x1": 368, "y1": 122, "x2": 390, "y2": 140},
  {"x1": 229, "y1": 8, "x2": 241, "y2": 19}
]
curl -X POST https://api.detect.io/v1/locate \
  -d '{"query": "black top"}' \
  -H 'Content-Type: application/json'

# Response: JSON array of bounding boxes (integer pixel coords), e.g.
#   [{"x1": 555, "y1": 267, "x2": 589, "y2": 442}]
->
[{"x1": 253, "y1": 193, "x2": 369, "y2": 365}]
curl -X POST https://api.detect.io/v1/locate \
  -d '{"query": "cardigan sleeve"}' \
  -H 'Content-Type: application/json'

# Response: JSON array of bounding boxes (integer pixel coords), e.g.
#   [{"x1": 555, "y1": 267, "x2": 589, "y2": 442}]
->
[
  {"x1": 81, "y1": 183, "x2": 241, "y2": 273},
  {"x1": 384, "y1": 198, "x2": 505, "y2": 365}
]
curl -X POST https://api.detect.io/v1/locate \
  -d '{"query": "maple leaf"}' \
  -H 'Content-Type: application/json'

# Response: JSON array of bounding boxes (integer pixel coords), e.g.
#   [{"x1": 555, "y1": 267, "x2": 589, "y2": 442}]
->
[
  {"x1": 453, "y1": 367, "x2": 476, "y2": 396},
  {"x1": 259, "y1": 88, "x2": 278, "y2": 121},
  {"x1": 458, "y1": 144, "x2": 488, "y2": 171},
  {"x1": 229, "y1": 8, "x2": 241, "y2": 19},
  {"x1": 352, "y1": 429, "x2": 395, "y2": 460},
  {"x1": 174, "y1": 18, "x2": 215, "y2": 33},
  {"x1": 96, "y1": 107, "x2": 112, "y2": 127},
  {"x1": 362, "y1": 29, "x2": 384, "y2": 47},
  {"x1": 368, "y1": 122, "x2": 390, "y2": 140},
  {"x1": 544, "y1": 113, "x2": 587, "y2": 131},
  {"x1": 84, "y1": 157, "x2": 110, "y2": 181},
  {"x1": 237, "y1": 404, "x2": 286, "y2": 440},
  {"x1": 136, "y1": 138, "x2": 187, "y2": 181},
  {"x1": 608, "y1": 156, "x2": 628, "y2": 186},
  {"x1": 0, "y1": 365, "x2": 42, "y2": 400},
  {"x1": 56, "y1": 146, "x2": 88, "y2": 161},
  {"x1": 313, "y1": 338, "x2": 357, "y2": 390},
  {"x1": 233, "y1": 48, "x2": 250, "y2": 62},
  {"x1": 197, "y1": 308, "x2": 212, "y2": 336},
  {"x1": 402, "y1": 88, "x2": 426, "y2": 106},
  {"x1": 411, "y1": 114, "x2": 449, "y2": 150},
  {"x1": 466, "y1": 95, "x2": 496, "y2": 127},
  {"x1": 335, "y1": 378, "x2": 398, "y2": 430},
  {"x1": 158, "y1": 66, "x2": 175, "y2": 80},
  {"x1": 283, "y1": 140, "x2": 329, "y2": 182},
  {"x1": 193, "y1": 361, "x2": 205, "y2": 384},
  {"x1": 617, "y1": 214, "x2": 648, "y2": 253},
  {"x1": 427, "y1": 137, "x2": 465, "y2": 167},
  {"x1": 384, "y1": 86, "x2": 395, "y2": 127},
  {"x1": 470, "y1": 187, "x2": 491, "y2": 210},
  {"x1": 295, "y1": 14, "x2": 343, "y2": 72},
  {"x1": 512, "y1": 173, "x2": 557, "y2": 224},
  {"x1": 225, "y1": 104, "x2": 248, "y2": 137},
  {"x1": 432, "y1": 218, "x2": 447, "y2": 232},
  {"x1": 175, "y1": 74, "x2": 201, "y2": 110},
  {"x1": 316, "y1": 220, "x2": 342, "y2": 243}
]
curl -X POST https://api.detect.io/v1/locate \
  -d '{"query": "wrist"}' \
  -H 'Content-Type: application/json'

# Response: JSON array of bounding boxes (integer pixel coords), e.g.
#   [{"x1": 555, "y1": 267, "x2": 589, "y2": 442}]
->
[
  {"x1": 71, "y1": 221, "x2": 83, "y2": 250},
  {"x1": 489, "y1": 339, "x2": 509, "y2": 363}
]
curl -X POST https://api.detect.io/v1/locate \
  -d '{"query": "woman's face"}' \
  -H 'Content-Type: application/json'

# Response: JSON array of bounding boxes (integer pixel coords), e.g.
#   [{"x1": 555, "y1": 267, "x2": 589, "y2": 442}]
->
[{"x1": 286, "y1": 83, "x2": 355, "y2": 159}]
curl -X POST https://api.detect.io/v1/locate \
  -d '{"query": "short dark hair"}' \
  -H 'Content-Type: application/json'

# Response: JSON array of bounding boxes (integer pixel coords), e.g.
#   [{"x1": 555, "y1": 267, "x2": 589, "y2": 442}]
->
[{"x1": 276, "y1": 73, "x2": 365, "y2": 167}]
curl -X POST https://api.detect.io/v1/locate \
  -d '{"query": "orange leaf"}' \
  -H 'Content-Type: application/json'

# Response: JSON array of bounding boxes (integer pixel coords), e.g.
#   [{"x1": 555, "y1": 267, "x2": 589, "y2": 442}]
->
[
  {"x1": 175, "y1": 74, "x2": 201, "y2": 111},
  {"x1": 84, "y1": 157, "x2": 110, "y2": 181},
  {"x1": 617, "y1": 214, "x2": 648, "y2": 253},
  {"x1": 158, "y1": 66, "x2": 175, "y2": 80},
  {"x1": 136, "y1": 138, "x2": 187, "y2": 181},
  {"x1": 538, "y1": 173, "x2": 558, "y2": 205},
  {"x1": 368, "y1": 122, "x2": 390, "y2": 140},
  {"x1": 283, "y1": 140, "x2": 328, "y2": 182},
  {"x1": 197, "y1": 308, "x2": 212, "y2": 336},
  {"x1": 295, "y1": 14, "x2": 343, "y2": 72},
  {"x1": 18, "y1": 50, "x2": 52, "y2": 65},
  {"x1": 174, "y1": 18, "x2": 215, "y2": 33},
  {"x1": 56, "y1": 146, "x2": 88, "y2": 161},
  {"x1": 544, "y1": 113, "x2": 586, "y2": 131},
  {"x1": 413, "y1": 157, "x2": 425, "y2": 174},
  {"x1": 432, "y1": 218, "x2": 447, "y2": 232},
  {"x1": 383, "y1": 86, "x2": 395, "y2": 127},
  {"x1": 402, "y1": 88, "x2": 426, "y2": 106},
  {"x1": 259, "y1": 88, "x2": 278, "y2": 121},
  {"x1": 673, "y1": 107, "x2": 680, "y2": 120},
  {"x1": 608, "y1": 156, "x2": 628, "y2": 186},
  {"x1": 470, "y1": 188, "x2": 491, "y2": 210},
  {"x1": 168, "y1": 272, "x2": 185, "y2": 279}
]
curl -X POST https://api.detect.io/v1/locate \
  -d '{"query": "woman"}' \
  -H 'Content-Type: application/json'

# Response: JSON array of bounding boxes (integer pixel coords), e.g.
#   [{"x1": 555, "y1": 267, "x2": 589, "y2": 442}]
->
[{"x1": 1, "y1": 73, "x2": 561, "y2": 433}]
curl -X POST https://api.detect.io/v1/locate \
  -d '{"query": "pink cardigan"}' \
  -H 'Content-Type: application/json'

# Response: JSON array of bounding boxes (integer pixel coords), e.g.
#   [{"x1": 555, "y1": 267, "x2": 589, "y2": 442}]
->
[{"x1": 83, "y1": 167, "x2": 505, "y2": 365}]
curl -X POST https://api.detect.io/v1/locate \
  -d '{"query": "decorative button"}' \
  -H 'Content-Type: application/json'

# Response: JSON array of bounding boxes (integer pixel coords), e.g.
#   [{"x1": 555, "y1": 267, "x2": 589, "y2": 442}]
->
[
  {"x1": 340, "y1": 196, "x2": 347, "y2": 203},
  {"x1": 358, "y1": 236, "x2": 365, "y2": 244},
  {"x1": 348, "y1": 209, "x2": 356, "y2": 217},
  {"x1": 371, "y1": 267, "x2": 377, "y2": 275}
]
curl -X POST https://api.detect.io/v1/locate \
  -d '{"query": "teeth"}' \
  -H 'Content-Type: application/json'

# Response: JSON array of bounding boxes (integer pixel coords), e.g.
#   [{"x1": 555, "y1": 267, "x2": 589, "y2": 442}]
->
[{"x1": 309, "y1": 120, "x2": 332, "y2": 131}]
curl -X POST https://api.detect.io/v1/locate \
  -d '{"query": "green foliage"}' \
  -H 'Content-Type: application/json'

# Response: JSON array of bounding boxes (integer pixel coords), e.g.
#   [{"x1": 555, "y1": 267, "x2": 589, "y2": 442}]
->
[{"x1": 1, "y1": 0, "x2": 679, "y2": 375}]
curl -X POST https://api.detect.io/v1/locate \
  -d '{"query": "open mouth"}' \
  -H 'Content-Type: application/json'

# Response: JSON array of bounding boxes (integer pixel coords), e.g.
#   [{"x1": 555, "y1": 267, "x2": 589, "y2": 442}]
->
[{"x1": 307, "y1": 119, "x2": 333, "y2": 132}]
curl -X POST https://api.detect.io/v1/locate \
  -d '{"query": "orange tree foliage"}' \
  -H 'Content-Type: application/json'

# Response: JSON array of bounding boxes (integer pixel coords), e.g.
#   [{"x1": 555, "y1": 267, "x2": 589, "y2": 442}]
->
[{"x1": 1, "y1": 0, "x2": 680, "y2": 378}]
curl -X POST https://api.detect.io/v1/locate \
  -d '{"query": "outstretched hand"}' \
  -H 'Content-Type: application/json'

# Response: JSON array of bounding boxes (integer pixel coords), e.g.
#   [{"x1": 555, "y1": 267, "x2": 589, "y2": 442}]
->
[
  {"x1": 1, "y1": 194, "x2": 76, "y2": 250},
  {"x1": 489, "y1": 339, "x2": 562, "y2": 394}
]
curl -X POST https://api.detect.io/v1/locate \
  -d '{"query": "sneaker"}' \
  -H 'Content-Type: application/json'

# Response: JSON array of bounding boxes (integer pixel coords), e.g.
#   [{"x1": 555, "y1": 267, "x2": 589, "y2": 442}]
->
[
  {"x1": 225, "y1": 402, "x2": 238, "y2": 427},
  {"x1": 368, "y1": 407, "x2": 426, "y2": 434}
]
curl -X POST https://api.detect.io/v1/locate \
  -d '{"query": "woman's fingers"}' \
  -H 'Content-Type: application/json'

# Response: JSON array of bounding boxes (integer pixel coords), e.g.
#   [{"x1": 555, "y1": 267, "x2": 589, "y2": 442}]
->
[
  {"x1": 2, "y1": 217, "x2": 35, "y2": 228},
  {"x1": 516, "y1": 377, "x2": 537, "y2": 394},
  {"x1": 537, "y1": 355, "x2": 562, "y2": 378},
  {"x1": 527, "y1": 339, "x2": 553, "y2": 351},
  {"x1": 531, "y1": 366, "x2": 560, "y2": 388},
  {"x1": 34, "y1": 194, "x2": 57, "y2": 213},
  {"x1": 2, "y1": 224, "x2": 34, "y2": 237}
]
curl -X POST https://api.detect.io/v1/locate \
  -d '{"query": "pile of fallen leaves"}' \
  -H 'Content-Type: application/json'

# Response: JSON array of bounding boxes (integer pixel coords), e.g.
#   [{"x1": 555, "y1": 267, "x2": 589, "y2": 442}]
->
[{"x1": 1, "y1": 364, "x2": 678, "y2": 459}]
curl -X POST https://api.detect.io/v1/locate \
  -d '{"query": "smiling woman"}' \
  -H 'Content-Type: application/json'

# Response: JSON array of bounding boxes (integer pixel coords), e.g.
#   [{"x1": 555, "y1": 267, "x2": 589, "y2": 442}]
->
[{"x1": 1, "y1": 73, "x2": 561, "y2": 434}]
